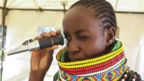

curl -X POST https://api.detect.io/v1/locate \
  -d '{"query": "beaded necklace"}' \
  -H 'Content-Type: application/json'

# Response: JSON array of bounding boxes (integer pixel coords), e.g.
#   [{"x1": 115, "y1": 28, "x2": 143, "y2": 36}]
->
[{"x1": 55, "y1": 41, "x2": 129, "y2": 81}]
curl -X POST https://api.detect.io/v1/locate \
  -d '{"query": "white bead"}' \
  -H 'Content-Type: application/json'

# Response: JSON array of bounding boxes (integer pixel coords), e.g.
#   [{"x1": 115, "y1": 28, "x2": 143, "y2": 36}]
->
[{"x1": 122, "y1": 79, "x2": 125, "y2": 81}]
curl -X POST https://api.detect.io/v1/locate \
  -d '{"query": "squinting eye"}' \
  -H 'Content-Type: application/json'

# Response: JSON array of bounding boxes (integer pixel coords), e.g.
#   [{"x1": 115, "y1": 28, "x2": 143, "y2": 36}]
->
[{"x1": 79, "y1": 36, "x2": 90, "y2": 39}]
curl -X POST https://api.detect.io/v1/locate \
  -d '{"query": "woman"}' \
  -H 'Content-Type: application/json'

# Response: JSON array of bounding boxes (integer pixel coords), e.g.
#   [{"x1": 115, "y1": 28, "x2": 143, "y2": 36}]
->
[{"x1": 29, "y1": 0, "x2": 142, "y2": 81}]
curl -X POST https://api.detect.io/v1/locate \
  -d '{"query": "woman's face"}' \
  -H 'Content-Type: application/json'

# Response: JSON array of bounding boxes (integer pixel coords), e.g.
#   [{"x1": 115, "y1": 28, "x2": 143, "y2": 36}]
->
[{"x1": 63, "y1": 6, "x2": 107, "y2": 61}]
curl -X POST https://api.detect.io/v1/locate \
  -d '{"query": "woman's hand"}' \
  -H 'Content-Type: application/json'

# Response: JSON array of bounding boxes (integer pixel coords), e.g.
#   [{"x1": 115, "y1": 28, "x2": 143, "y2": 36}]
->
[{"x1": 29, "y1": 31, "x2": 60, "y2": 81}]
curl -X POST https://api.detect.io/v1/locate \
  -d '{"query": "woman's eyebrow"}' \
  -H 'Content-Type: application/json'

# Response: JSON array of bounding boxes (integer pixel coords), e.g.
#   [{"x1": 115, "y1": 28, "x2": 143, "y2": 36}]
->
[{"x1": 74, "y1": 29, "x2": 89, "y2": 34}]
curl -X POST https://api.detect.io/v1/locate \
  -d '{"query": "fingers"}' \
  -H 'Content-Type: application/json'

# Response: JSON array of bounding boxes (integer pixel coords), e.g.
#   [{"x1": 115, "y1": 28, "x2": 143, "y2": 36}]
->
[
  {"x1": 47, "y1": 45, "x2": 59, "y2": 50},
  {"x1": 34, "y1": 31, "x2": 60, "y2": 40},
  {"x1": 33, "y1": 31, "x2": 61, "y2": 52}
]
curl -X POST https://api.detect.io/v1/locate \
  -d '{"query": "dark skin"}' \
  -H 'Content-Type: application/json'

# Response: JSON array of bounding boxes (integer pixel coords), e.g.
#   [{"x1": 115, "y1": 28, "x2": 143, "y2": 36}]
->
[
  {"x1": 63, "y1": 6, "x2": 116, "y2": 61},
  {"x1": 29, "y1": 6, "x2": 116, "y2": 81}
]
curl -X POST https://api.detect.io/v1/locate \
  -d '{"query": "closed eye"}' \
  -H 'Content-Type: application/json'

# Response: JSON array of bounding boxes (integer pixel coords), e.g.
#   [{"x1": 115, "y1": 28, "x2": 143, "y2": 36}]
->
[{"x1": 78, "y1": 35, "x2": 91, "y2": 40}]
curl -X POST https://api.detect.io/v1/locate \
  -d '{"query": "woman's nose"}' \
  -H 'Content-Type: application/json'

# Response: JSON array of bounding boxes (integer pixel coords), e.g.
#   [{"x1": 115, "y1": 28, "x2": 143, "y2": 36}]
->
[{"x1": 67, "y1": 40, "x2": 80, "y2": 53}]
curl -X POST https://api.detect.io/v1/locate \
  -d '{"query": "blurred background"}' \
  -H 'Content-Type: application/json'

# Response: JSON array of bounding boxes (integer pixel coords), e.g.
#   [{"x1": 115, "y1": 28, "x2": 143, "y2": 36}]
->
[{"x1": 0, "y1": 0, "x2": 144, "y2": 81}]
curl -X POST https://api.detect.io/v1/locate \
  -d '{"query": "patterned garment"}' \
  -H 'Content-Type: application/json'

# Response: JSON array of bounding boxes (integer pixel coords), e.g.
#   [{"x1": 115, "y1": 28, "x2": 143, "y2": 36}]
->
[{"x1": 54, "y1": 41, "x2": 128, "y2": 81}]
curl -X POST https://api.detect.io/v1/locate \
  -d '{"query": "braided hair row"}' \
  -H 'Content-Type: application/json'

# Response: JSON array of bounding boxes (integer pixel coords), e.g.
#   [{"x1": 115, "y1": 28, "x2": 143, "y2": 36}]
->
[{"x1": 69, "y1": 0, "x2": 117, "y2": 29}]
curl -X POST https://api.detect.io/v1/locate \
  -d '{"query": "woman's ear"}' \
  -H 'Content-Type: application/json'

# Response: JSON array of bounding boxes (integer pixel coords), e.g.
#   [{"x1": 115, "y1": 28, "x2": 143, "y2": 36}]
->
[{"x1": 104, "y1": 27, "x2": 116, "y2": 46}]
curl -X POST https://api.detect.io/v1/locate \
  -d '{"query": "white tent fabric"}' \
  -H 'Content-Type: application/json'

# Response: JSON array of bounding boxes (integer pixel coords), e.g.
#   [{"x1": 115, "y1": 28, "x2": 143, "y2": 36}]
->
[
  {"x1": 0, "y1": 10, "x2": 2, "y2": 24},
  {"x1": 0, "y1": 0, "x2": 144, "y2": 12},
  {"x1": 0, "y1": 0, "x2": 144, "y2": 81}
]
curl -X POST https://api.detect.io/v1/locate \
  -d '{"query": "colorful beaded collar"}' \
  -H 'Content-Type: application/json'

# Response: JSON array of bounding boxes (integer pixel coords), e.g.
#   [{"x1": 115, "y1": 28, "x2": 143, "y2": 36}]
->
[{"x1": 56, "y1": 41, "x2": 128, "y2": 81}]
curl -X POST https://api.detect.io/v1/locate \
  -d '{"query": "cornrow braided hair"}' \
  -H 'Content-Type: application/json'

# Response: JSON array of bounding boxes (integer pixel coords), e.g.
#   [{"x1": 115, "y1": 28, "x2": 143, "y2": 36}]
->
[{"x1": 70, "y1": 0, "x2": 117, "y2": 29}]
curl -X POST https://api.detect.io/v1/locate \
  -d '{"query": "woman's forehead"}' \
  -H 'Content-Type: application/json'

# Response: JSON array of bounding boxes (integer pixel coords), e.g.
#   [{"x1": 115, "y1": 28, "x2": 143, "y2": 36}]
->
[
  {"x1": 64, "y1": 6, "x2": 96, "y2": 20},
  {"x1": 63, "y1": 7, "x2": 99, "y2": 27}
]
